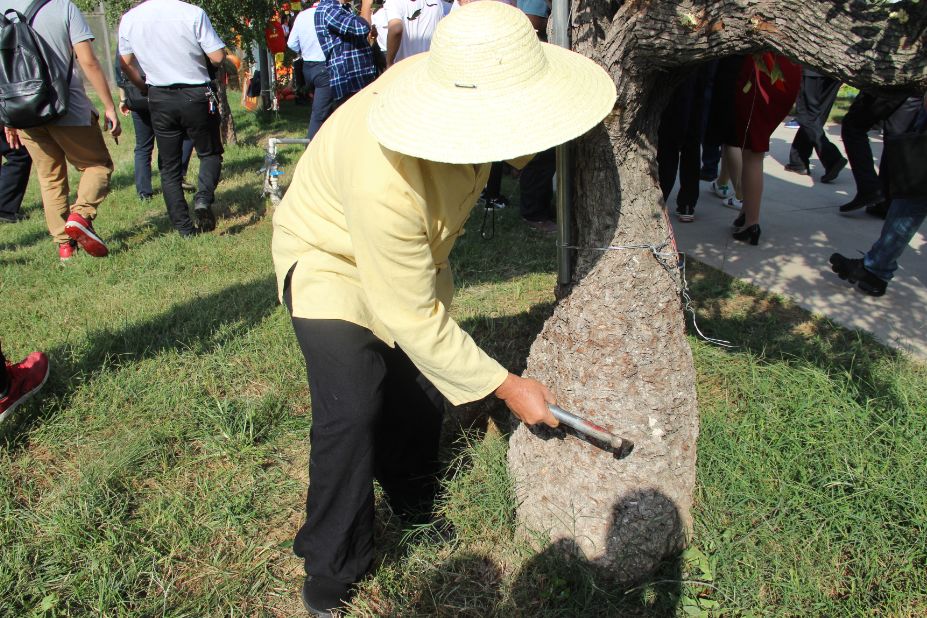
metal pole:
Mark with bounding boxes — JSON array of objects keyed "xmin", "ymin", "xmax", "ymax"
[
  {"xmin": 98, "ymin": 2, "xmax": 116, "ymax": 87},
  {"xmin": 259, "ymin": 45, "xmax": 272, "ymax": 111},
  {"xmin": 551, "ymin": 0, "xmax": 572, "ymax": 289}
]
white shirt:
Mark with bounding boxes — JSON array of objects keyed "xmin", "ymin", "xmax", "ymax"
[
  {"xmin": 287, "ymin": 7, "xmax": 325, "ymax": 62},
  {"xmin": 371, "ymin": 7, "xmax": 388, "ymax": 53},
  {"xmin": 384, "ymin": 0, "xmax": 449, "ymax": 63},
  {"xmin": 118, "ymin": 0, "xmax": 225, "ymax": 86}
]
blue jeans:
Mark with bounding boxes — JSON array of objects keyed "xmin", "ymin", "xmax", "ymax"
[
  {"xmin": 131, "ymin": 110, "xmax": 194, "ymax": 198},
  {"xmin": 864, "ymin": 196, "xmax": 927, "ymax": 281},
  {"xmin": 303, "ymin": 61, "xmax": 334, "ymax": 141}
]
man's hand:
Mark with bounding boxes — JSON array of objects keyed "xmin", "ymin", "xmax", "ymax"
[
  {"xmin": 5, "ymin": 127, "xmax": 21, "ymax": 149},
  {"xmin": 495, "ymin": 373, "xmax": 559, "ymax": 427},
  {"xmin": 103, "ymin": 107, "xmax": 122, "ymax": 141},
  {"xmin": 119, "ymin": 101, "xmax": 130, "ymax": 116}
]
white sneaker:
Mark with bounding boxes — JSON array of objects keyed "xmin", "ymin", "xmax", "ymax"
[
  {"xmin": 720, "ymin": 196, "xmax": 743, "ymax": 209},
  {"xmin": 712, "ymin": 181, "xmax": 734, "ymax": 199}
]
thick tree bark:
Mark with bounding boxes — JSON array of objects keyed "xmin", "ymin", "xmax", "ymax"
[
  {"xmin": 508, "ymin": 0, "xmax": 926, "ymax": 585},
  {"xmin": 216, "ymin": 64, "xmax": 238, "ymax": 146}
]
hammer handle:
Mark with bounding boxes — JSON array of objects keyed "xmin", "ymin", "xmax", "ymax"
[{"xmin": 548, "ymin": 404, "xmax": 630, "ymax": 451}]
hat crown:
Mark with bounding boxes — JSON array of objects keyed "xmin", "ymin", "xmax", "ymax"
[{"xmin": 426, "ymin": 2, "xmax": 548, "ymax": 92}]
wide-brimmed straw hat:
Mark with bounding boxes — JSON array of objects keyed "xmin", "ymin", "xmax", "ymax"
[{"xmin": 367, "ymin": 1, "xmax": 616, "ymax": 164}]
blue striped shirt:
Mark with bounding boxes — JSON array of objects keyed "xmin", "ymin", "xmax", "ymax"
[{"xmin": 314, "ymin": 0, "xmax": 377, "ymax": 101}]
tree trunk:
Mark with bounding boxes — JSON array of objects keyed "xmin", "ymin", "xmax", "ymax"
[
  {"xmin": 508, "ymin": 0, "xmax": 927, "ymax": 585},
  {"xmin": 216, "ymin": 64, "xmax": 238, "ymax": 146}
]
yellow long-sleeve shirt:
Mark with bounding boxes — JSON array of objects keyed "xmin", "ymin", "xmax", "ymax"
[{"xmin": 271, "ymin": 65, "xmax": 509, "ymax": 406}]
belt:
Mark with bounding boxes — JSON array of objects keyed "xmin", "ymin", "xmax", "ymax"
[{"xmin": 150, "ymin": 83, "xmax": 210, "ymax": 90}]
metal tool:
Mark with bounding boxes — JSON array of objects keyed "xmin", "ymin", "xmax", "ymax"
[{"xmin": 548, "ymin": 403, "xmax": 634, "ymax": 457}]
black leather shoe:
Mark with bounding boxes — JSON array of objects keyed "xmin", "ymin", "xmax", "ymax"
[
  {"xmin": 0, "ymin": 212, "xmax": 27, "ymax": 223},
  {"xmin": 732, "ymin": 223, "xmax": 761, "ymax": 245},
  {"xmin": 732, "ymin": 212, "xmax": 745, "ymax": 229},
  {"xmin": 301, "ymin": 576, "xmax": 352, "ymax": 617},
  {"xmin": 784, "ymin": 163, "xmax": 809, "ymax": 175},
  {"xmin": 839, "ymin": 192, "xmax": 883, "ymax": 213},
  {"xmin": 193, "ymin": 200, "xmax": 217, "ymax": 232},
  {"xmin": 829, "ymin": 253, "xmax": 887, "ymax": 296},
  {"xmin": 821, "ymin": 157, "xmax": 847, "ymax": 184}
]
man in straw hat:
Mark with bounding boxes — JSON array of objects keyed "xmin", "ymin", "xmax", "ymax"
[{"xmin": 271, "ymin": 2, "xmax": 615, "ymax": 614}]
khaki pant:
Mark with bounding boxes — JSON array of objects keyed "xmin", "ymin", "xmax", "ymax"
[{"xmin": 20, "ymin": 120, "xmax": 113, "ymax": 245}]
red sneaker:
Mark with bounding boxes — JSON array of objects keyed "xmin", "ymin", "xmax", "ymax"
[
  {"xmin": 59, "ymin": 240, "xmax": 77, "ymax": 262},
  {"xmin": 65, "ymin": 213, "xmax": 108, "ymax": 257},
  {"xmin": 0, "ymin": 351, "xmax": 50, "ymax": 423}
]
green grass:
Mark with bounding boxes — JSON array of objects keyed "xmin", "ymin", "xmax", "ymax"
[{"xmin": 1, "ymin": 95, "xmax": 925, "ymax": 617}]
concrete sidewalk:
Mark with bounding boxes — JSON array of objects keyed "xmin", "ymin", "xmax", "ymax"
[{"xmin": 670, "ymin": 123, "xmax": 927, "ymax": 360}]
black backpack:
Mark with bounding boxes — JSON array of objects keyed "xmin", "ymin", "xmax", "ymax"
[{"xmin": 0, "ymin": 0, "xmax": 72, "ymax": 128}]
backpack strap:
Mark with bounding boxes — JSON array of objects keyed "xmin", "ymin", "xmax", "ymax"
[{"xmin": 24, "ymin": 0, "xmax": 54, "ymax": 25}]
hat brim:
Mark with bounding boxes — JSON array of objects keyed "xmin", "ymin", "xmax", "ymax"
[{"xmin": 367, "ymin": 45, "xmax": 616, "ymax": 164}]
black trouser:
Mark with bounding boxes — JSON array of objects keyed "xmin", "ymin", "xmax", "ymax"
[
  {"xmin": 0, "ymin": 129, "xmax": 32, "ymax": 216},
  {"xmin": 485, "ymin": 161, "xmax": 503, "ymax": 198},
  {"xmin": 519, "ymin": 147, "xmax": 556, "ymax": 222},
  {"xmin": 842, "ymin": 91, "xmax": 922, "ymax": 199},
  {"xmin": 148, "ymin": 85, "xmax": 223, "ymax": 234},
  {"xmin": 788, "ymin": 74, "xmax": 843, "ymax": 170},
  {"xmin": 285, "ymin": 282, "xmax": 444, "ymax": 584},
  {"xmin": 657, "ymin": 72, "xmax": 705, "ymax": 207}
]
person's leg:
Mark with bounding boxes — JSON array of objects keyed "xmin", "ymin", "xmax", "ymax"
[
  {"xmin": 721, "ymin": 145, "xmax": 743, "ymax": 200},
  {"xmin": 290, "ymin": 319, "xmax": 384, "ymax": 590},
  {"xmin": 132, "ymin": 110, "xmax": 155, "ymax": 199},
  {"xmin": 375, "ymin": 345, "xmax": 445, "ymax": 520},
  {"xmin": 518, "ymin": 147, "xmax": 556, "ymax": 222},
  {"xmin": 49, "ymin": 123, "xmax": 114, "ymax": 220},
  {"xmin": 841, "ymin": 91, "xmax": 907, "ymax": 200},
  {"xmin": 739, "ymin": 148, "xmax": 764, "ymax": 227},
  {"xmin": 18, "ymin": 127, "xmax": 71, "ymax": 245},
  {"xmin": 677, "ymin": 134, "xmax": 701, "ymax": 210},
  {"xmin": 787, "ymin": 127, "xmax": 813, "ymax": 171},
  {"xmin": 0, "ymin": 130, "xmax": 32, "ymax": 217},
  {"xmin": 656, "ymin": 121, "xmax": 681, "ymax": 202},
  {"xmin": 485, "ymin": 161, "xmax": 503, "ymax": 199},
  {"xmin": 178, "ymin": 88, "xmax": 223, "ymax": 217},
  {"xmin": 149, "ymin": 88, "xmax": 196, "ymax": 234},
  {"xmin": 305, "ymin": 62, "xmax": 334, "ymax": 141},
  {"xmin": 181, "ymin": 138, "xmax": 194, "ymax": 180},
  {"xmin": 803, "ymin": 75, "xmax": 843, "ymax": 171},
  {"xmin": 863, "ymin": 196, "xmax": 927, "ymax": 282}
]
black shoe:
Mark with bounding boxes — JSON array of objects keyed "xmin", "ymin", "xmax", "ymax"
[
  {"xmin": 732, "ymin": 212, "xmax": 745, "ymax": 229},
  {"xmin": 675, "ymin": 203, "xmax": 695, "ymax": 222},
  {"xmin": 839, "ymin": 192, "xmax": 883, "ymax": 213},
  {"xmin": 865, "ymin": 200, "xmax": 890, "ymax": 220},
  {"xmin": 193, "ymin": 200, "xmax": 216, "ymax": 232},
  {"xmin": 138, "ymin": 193, "xmax": 153, "ymax": 202},
  {"xmin": 732, "ymin": 223, "xmax": 761, "ymax": 245},
  {"xmin": 179, "ymin": 227, "xmax": 202, "ymax": 238},
  {"xmin": 301, "ymin": 576, "xmax": 352, "ymax": 617},
  {"xmin": 699, "ymin": 167, "xmax": 717, "ymax": 182},
  {"xmin": 0, "ymin": 212, "xmax": 26, "ymax": 224},
  {"xmin": 784, "ymin": 163, "xmax": 810, "ymax": 175},
  {"xmin": 821, "ymin": 157, "xmax": 848, "ymax": 184},
  {"xmin": 828, "ymin": 253, "xmax": 887, "ymax": 296},
  {"xmin": 181, "ymin": 179, "xmax": 196, "ymax": 192}
]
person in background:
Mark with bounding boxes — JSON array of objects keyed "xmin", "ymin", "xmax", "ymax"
[
  {"xmin": 384, "ymin": 0, "xmax": 447, "ymax": 68},
  {"xmin": 288, "ymin": 2, "xmax": 334, "ymax": 140},
  {"xmin": 830, "ymin": 96, "xmax": 927, "ymax": 296},
  {"xmin": 114, "ymin": 57, "xmax": 195, "ymax": 202},
  {"xmin": 1, "ymin": 0, "xmax": 120, "ymax": 262},
  {"xmin": 838, "ymin": 90, "xmax": 923, "ymax": 217},
  {"xmin": 0, "ymin": 342, "xmax": 50, "ymax": 424},
  {"xmin": 728, "ymin": 52, "xmax": 801, "ymax": 245},
  {"xmin": 119, "ymin": 0, "xmax": 227, "ymax": 237},
  {"xmin": 314, "ymin": 0, "xmax": 377, "ymax": 106},
  {"xmin": 370, "ymin": 5, "xmax": 389, "ymax": 72},
  {"xmin": 0, "ymin": 126, "xmax": 32, "ymax": 224},
  {"xmin": 784, "ymin": 68, "xmax": 847, "ymax": 182},
  {"xmin": 272, "ymin": 4, "xmax": 614, "ymax": 614}
]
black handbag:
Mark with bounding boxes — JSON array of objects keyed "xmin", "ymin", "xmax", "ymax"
[{"xmin": 883, "ymin": 130, "xmax": 927, "ymax": 199}]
